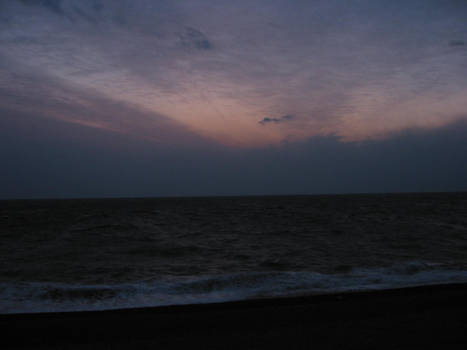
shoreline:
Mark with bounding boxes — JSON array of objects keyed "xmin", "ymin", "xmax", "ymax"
[{"xmin": 2, "ymin": 282, "xmax": 466, "ymax": 349}]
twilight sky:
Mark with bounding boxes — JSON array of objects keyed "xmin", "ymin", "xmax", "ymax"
[{"xmin": 1, "ymin": 0, "xmax": 467, "ymax": 198}]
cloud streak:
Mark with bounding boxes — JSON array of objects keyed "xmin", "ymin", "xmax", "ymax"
[
  {"xmin": 0, "ymin": 58, "xmax": 211, "ymax": 146},
  {"xmin": 18, "ymin": 0, "xmax": 64, "ymax": 14}
]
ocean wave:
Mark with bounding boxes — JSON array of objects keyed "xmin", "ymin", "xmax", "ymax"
[
  {"xmin": 41, "ymin": 286, "xmax": 118, "ymax": 301},
  {"xmin": 1, "ymin": 262, "xmax": 467, "ymax": 314}
]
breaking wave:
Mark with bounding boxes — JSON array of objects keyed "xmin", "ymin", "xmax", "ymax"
[{"xmin": 2, "ymin": 261, "xmax": 467, "ymax": 314}]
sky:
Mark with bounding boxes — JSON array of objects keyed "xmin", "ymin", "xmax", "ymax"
[{"xmin": 1, "ymin": 0, "xmax": 467, "ymax": 198}]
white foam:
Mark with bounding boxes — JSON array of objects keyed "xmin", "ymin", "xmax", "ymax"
[{"xmin": 2, "ymin": 262, "xmax": 467, "ymax": 314}]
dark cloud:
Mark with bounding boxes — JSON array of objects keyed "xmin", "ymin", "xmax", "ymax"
[
  {"xmin": 259, "ymin": 115, "xmax": 294, "ymax": 125},
  {"xmin": 449, "ymin": 40, "xmax": 465, "ymax": 46},
  {"xmin": 2, "ymin": 118, "xmax": 467, "ymax": 199},
  {"xmin": 179, "ymin": 27, "xmax": 212, "ymax": 50},
  {"xmin": 19, "ymin": 0, "xmax": 63, "ymax": 14},
  {"xmin": 259, "ymin": 117, "xmax": 280, "ymax": 124}
]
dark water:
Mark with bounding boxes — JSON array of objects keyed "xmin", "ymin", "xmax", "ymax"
[{"xmin": 1, "ymin": 193, "xmax": 467, "ymax": 313}]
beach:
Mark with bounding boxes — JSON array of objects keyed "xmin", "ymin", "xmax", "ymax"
[{"xmin": 2, "ymin": 283, "xmax": 466, "ymax": 349}]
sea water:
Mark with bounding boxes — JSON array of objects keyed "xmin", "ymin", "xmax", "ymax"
[{"xmin": 1, "ymin": 193, "xmax": 467, "ymax": 313}]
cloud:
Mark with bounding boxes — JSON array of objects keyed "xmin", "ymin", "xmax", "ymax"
[
  {"xmin": 0, "ymin": 59, "xmax": 212, "ymax": 146},
  {"xmin": 179, "ymin": 27, "xmax": 212, "ymax": 50},
  {"xmin": 259, "ymin": 115, "xmax": 294, "ymax": 125},
  {"xmin": 2, "ymin": 117, "xmax": 467, "ymax": 199},
  {"xmin": 17, "ymin": 0, "xmax": 104, "ymax": 23},
  {"xmin": 18, "ymin": 0, "xmax": 64, "ymax": 14},
  {"xmin": 2, "ymin": 0, "xmax": 467, "ymax": 146},
  {"xmin": 449, "ymin": 40, "xmax": 465, "ymax": 47}
]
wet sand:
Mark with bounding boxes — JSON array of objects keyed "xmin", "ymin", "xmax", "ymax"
[{"xmin": 1, "ymin": 283, "xmax": 466, "ymax": 349}]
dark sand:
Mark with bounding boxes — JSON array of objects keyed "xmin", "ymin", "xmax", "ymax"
[{"xmin": 1, "ymin": 283, "xmax": 466, "ymax": 349}]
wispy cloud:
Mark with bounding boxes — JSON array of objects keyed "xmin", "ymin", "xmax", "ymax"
[
  {"xmin": 0, "ymin": 59, "xmax": 211, "ymax": 146},
  {"xmin": 1, "ymin": 0, "xmax": 467, "ymax": 146},
  {"xmin": 18, "ymin": 0, "xmax": 64, "ymax": 14}
]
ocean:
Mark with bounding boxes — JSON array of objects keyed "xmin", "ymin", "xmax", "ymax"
[{"xmin": 1, "ymin": 193, "xmax": 467, "ymax": 314}]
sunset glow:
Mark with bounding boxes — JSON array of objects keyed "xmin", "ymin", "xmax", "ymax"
[
  {"xmin": 1, "ymin": 1, "xmax": 467, "ymax": 198},
  {"xmin": 1, "ymin": 0, "xmax": 466, "ymax": 147}
]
